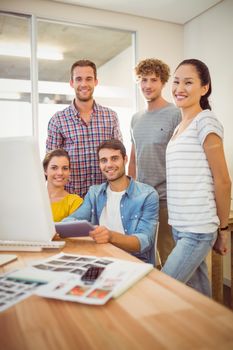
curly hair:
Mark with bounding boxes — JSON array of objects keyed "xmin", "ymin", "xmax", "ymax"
[{"xmin": 135, "ymin": 58, "xmax": 170, "ymax": 84}]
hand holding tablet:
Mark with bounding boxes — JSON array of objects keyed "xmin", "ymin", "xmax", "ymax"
[{"xmin": 55, "ymin": 220, "xmax": 94, "ymax": 238}]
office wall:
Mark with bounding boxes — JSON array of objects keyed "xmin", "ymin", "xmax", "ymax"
[
  {"xmin": 184, "ymin": 0, "xmax": 233, "ymax": 193},
  {"xmin": 0, "ymin": 0, "xmax": 183, "ymax": 110},
  {"xmin": 97, "ymin": 47, "xmax": 135, "ymax": 156},
  {"xmin": 184, "ymin": 0, "xmax": 233, "ymax": 284}
]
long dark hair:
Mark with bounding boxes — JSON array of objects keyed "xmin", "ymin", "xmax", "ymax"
[{"xmin": 176, "ymin": 59, "xmax": 212, "ymax": 110}]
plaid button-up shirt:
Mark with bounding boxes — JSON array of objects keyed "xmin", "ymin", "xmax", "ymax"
[{"xmin": 46, "ymin": 101, "xmax": 122, "ymax": 198}]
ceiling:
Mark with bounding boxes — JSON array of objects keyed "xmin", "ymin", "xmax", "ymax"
[
  {"xmin": 0, "ymin": 13, "xmax": 132, "ymax": 85},
  {"xmin": 52, "ymin": 0, "xmax": 222, "ymax": 25}
]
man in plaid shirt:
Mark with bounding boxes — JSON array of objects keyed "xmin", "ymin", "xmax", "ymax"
[{"xmin": 46, "ymin": 59, "xmax": 122, "ymax": 198}]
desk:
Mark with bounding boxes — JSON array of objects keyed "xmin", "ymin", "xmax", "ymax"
[
  {"xmin": 1, "ymin": 238, "xmax": 233, "ymax": 350},
  {"xmin": 229, "ymin": 210, "xmax": 233, "ymax": 308},
  {"xmin": 210, "ymin": 211, "xmax": 233, "ymax": 305}
]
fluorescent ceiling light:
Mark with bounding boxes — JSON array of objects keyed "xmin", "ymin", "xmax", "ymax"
[{"xmin": 0, "ymin": 43, "xmax": 63, "ymax": 60}]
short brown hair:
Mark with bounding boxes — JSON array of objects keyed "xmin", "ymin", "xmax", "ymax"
[
  {"xmin": 97, "ymin": 139, "xmax": 126, "ymax": 159},
  {"xmin": 70, "ymin": 59, "xmax": 97, "ymax": 80},
  {"xmin": 135, "ymin": 58, "xmax": 170, "ymax": 84},
  {"xmin": 43, "ymin": 149, "xmax": 70, "ymax": 179}
]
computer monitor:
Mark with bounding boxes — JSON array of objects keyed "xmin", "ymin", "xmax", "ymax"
[{"xmin": 0, "ymin": 136, "xmax": 55, "ymax": 242}]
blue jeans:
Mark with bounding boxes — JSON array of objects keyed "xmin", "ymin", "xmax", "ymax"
[{"xmin": 161, "ymin": 228, "xmax": 217, "ymax": 296}]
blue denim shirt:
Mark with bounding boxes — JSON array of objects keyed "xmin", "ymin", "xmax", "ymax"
[{"xmin": 64, "ymin": 177, "xmax": 159, "ymax": 265}]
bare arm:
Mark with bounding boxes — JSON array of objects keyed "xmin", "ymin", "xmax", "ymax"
[
  {"xmin": 128, "ymin": 144, "xmax": 136, "ymax": 179},
  {"xmin": 203, "ymin": 133, "xmax": 232, "ymax": 255},
  {"xmin": 89, "ymin": 226, "xmax": 140, "ymax": 252}
]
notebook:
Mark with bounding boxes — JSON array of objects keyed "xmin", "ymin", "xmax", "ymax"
[
  {"xmin": 0, "ymin": 254, "xmax": 17, "ymax": 266},
  {"xmin": 0, "ymin": 136, "xmax": 65, "ymax": 252}
]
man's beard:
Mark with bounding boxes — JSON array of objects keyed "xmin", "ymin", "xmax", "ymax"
[
  {"xmin": 76, "ymin": 91, "xmax": 93, "ymax": 102},
  {"xmin": 106, "ymin": 169, "xmax": 125, "ymax": 183}
]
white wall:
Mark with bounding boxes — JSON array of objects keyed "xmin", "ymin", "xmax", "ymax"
[
  {"xmin": 184, "ymin": 0, "xmax": 233, "ymax": 194},
  {"xmin": 97, "ymin": 47, "xmax": 135, "ymax": 156},
  {"xmin": 184, "ymin": 0, "xmax": 233, "ymax": 284}
]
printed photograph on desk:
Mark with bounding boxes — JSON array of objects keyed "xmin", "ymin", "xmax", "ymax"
[
  {"xmin": 86, "ymin": 288, "xmax": 112, "ymax": 300},
  {"xmin": 0, "ymin": 274, "xmax": 44, "ymax": 312},
  {"xmin": 31, "ymin": 253, "xmax": 114, "ymax": 276},
  {"xmin": 32, "ymin": 252, "xmax": 153, "ymax": 305},
  {"xmin": 68, "ymin": 285, "xmax": 89, "ymax": 296},
  {"xmin": 35, "ymin": 275, "xmax": 114, "ymax": 305},
  {"xmin": 94, "ymin": 259, "xmax": 113, "ymax": 266}
]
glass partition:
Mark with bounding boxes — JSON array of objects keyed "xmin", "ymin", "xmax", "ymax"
[
  {"xmin": 0, "ymin": 11, "xmax": 135, "ymax": 158},
  {"xmin": 37, "ymin": 19, "xmax": 135, "ymax": 158},
  {"xmin": 0, "ymin": 12, "xmax": 32, "ymax": 137}
]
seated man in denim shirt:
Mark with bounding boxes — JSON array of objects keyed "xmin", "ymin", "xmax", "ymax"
[{"xmin": 64, "ymin": 139, "xmax": 159, "ymax": 265}]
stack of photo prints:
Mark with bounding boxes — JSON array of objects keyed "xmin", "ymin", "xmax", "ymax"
[{"xmin": 0, "ymin": 253, "xmax": 153, "ymax": 311}]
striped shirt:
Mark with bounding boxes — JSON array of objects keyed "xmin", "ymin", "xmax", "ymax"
[
  {"xmin": 166, "ymin": 109, "xmax": 223, "ymax": 233},
  {"xmin": 46, "ymin": 100, "xmax": 122, "ymax": 198}
]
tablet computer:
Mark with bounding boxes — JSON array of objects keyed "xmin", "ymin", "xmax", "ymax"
[{"xmin": 55, "ymin": 220, "xmax": 94, "ymax": 238}]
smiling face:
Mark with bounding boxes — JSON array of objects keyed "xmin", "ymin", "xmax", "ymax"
[
  {"xmin": 70, "ymin": 65, "xmax": 98, "ymax": 102},
  {"xmin": 139, "ymin": 73, "xmax": 164, "ymax": 102},
  {"xmin": 45, "ymin": 156, "xmax": 70, "ymax": 188},
  {"xmin": 98, "ymin": 148, "xmax": 127, "ymax": 183},
  {"xmin": 172, "ymin": 64, "xmax": 209, "ymax": 110}
]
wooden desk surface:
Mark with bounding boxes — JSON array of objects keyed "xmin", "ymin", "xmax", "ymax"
[{"xmin": 1, "ymin": 238, "xmax": 233, "ymax": 350}]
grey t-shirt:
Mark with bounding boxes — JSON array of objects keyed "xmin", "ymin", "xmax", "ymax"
[{"xmin": 130, "ymin": 103, "xmax": 181, "ymax": 202}]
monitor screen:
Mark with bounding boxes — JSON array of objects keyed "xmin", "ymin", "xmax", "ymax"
[{"xmin": 0, "ymin": 136, "xmax": 55, "ymax": 242}]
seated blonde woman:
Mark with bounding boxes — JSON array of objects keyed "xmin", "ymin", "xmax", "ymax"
[{"xmin": 43, "ymin": 149, "xmax": 83, "ymax": 222}]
